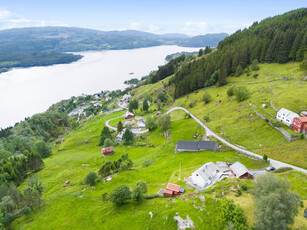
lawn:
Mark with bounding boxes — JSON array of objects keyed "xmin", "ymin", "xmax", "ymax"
[{"xmin": 13, "ymin": 111, "xmax": 269, "ymax": 230}]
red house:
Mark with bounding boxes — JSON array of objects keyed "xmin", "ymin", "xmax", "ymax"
[
  {"xmin": 164, "ymin": 183, "xmax": 185, "ymax": 197},
  {"xmin": 229, "ymin": 162, "xmax": 253, "ymax": 179},
  {"xmin": 101, "ymin": 146, "xmax": 114, "ymax": 155},
  {"xmin": 293, "ymin": 117, "xmax": 307, "ymax": 134}
]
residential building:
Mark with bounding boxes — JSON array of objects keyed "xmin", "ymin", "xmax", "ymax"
[
  {"xmin": 229, "ymin": 162, "xmax": 253, "ymax": 179},
  {"xmin": 175, "ymin": 140, "xmax": 218, "ymax": 153},
  {"xmin": 191, "ymin": 162, "xmax": 218, "ymax": 188},
  {"xmin": 293, "ymin": 117, "xmax": 307, "ymax": 134},
  {"xmin": 164, "ymin": 183, "xmax": 185, "ymax": 197},
  {"xmin": 101, "ymin": 146, "xmax": 114, "ymax": 155},
  {"xmin": 276, "ymin": 108, "xmax": 299, "ymax": 127}
]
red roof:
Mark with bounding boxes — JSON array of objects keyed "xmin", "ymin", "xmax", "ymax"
[
  {"xmin": 166, "ymin": 183, "xmax": 181, "ymax": 192},
  {"xmin": 297, "ymin": 117, "xmax": 307, "ymax": 122},
  {"xmin": 164, "ymin": 189, "xmax": 173, "ymax": 195}
]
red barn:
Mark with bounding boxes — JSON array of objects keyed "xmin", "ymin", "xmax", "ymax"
[
  {"xmin": 101, "ymin": 146, "xmax": 114, "ymax": 155},
  {"xmin": 229, "ymin": 162, "xmax": 253, "ymax": 179},
  {"xmin": 293, "ymin": 117, "xmax": 307, "ymax": 134},
  {"xmin": 164, "ymin": 183, "xmax": 185, "ymax": 197}
]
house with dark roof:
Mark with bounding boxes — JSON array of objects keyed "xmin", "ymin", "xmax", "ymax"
[
  {"xmin": 229, "ymin": 162, "xmax": 253, "ymax": 179},
  {"xmin": 164, "ymin": 183, "xmax": 185, "ymax": 197},
  {"xmin": 175, "ymin": 140, "xmax": 218, "ymax": 153}
]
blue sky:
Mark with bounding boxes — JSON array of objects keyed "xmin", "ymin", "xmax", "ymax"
[{"xmin": 0, "ymin": 0, "xmax": 305, "ymax": 35}]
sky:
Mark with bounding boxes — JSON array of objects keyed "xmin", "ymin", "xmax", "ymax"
[{"xmin": 0, "ymin": 1, "xmax": 306, "ymax": 35}]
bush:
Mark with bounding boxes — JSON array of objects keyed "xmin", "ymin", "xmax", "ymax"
[
  {"xmin": 251, "ymin": 59, "xmax": 260, "ymax": 71},
  {"xmin": 145, "ymin": 117, "xmax": 157, "ymax": 131},
  {"xmin": 110, "ymin": 185, "xmax": 131, "ymax": 204},
  {"xmin": 84, "ymin": 171, "xmax": 98, "ymax": 186},
  {"xmin": 143, "ymin": 160, "xmax": 152, "ymax": 167},
  {"xmin": 132, "ymin": 181, "xmax": 148, "ymax": 203},
  {"xmin": 253, "ymin": 74, "xmax": 259, "ymax": 79},
  {"xmin": 104, "ymin": 138, "xmax": 116, "ymax": 147},
  {"xmin": 234, "ymin": 86, "xmax": 250, "ymax": 102},
  {"xmin": 203, "ymin": 115, "xmax": 210, "ymax": 122},
  {"xmin": 299, "ymin": 133, "xmax": 304, "ymax": 140},
  {"xmin": 241, "ymin": 184, "xmax": 248, "ymax": 191},
  {"xmin": 202, "ymin": 92, "xmax": 212, "ymax": 104},
  {"xmin": 235, "ymin": 65, "xmax": 243, "ymax": 77},
  {"xmin": 22, "ymin": 206, "xmax": 31, "ymax": 215},
  {"xmin": 157, "ymin": 91, "xmax": 167, "ymax": 102},
  {"xmin": 273, "ymin": 167, "xmax": 293, "ymax": 174},
  {"xmin": 263, "ymin": 154, "xmax": 268, "ymax": 161},
  {"xmin": 227, "ymin": 87, "xmax": 234, "ymax": 97}
]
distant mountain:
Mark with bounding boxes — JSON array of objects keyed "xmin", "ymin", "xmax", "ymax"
[
  {"xmin": 0, "ymin": 27, "xmax": 228, "ymax": 52},
  {"xmin": 179, "ymin": 33, "xmax": 229, "ymax": 47}
]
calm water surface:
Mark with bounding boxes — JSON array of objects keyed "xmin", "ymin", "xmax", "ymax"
[{"xmin": 0, "ymin": 45, "xmax": 200, "ymax": 128}]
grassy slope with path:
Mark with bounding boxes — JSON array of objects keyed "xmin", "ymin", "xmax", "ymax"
[
  {"xmin": 13, "ymin": 109, "xmax": 270, "ymax": 229},
  {"xmin": 171, "ymin": 62, "xmax": 307, "ymax": 169}
]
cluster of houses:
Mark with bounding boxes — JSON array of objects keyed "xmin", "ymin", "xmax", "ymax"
[
  {"xmin": 188, "ymin": 161, "xmax": 253, "ymax": 190},
  {"xmin": 276, "ymin": 108, "xmax": 307, "ymax": 134},
  {"xmin": 119, "ymin": 93, "xmax": 131, "ymax": 108}
]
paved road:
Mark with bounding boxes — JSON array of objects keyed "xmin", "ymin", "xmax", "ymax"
[
  {"xmin": 105, "ymin": 114, "xmax": 149, "ymax": 134},
  {"xmin": 166, "ymin": 107, "xmax": 307, "ymax": 174}
]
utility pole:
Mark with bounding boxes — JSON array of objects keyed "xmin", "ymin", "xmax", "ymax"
[{"xmin": 178, "ymin": 162, "xmax": 181, "ymax": 181}]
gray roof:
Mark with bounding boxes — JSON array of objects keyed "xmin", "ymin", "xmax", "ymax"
[
  {"xmin": 177, "ymin": 141, "xmax": 199, "ymax": 151},
  {"xmin": 230, "ymin": 162, "xmax": 252, "ymax": 178},
  {"xmin": 177, "ymin": 140, "xmax": 218, "ymax": 152}
]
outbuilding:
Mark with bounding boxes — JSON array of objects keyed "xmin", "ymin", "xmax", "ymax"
[
  {"xmin": 292, "ymin": 117, "xmax": 307, "ymax": 134},
  {"xmin": 276, "ymin": 108, "xmax": 299, "ymax": 127},
  {"xmin": 175, "ymin": 140, "xmax": 218, "ymax": 153},
  {"xmin": 125, "ymin": 111, "xmax": 135, "ymax": 119},
  {"xmin": 164, "ymin": 183, "xmax": 185, "ymax": 197},
  {"xmin": 229, "ymin": 162, "xmax": 253, "ymax": 179},
  {"xmin": 101, "ymin": 146, "xmax": 114, "ymax": 155}
]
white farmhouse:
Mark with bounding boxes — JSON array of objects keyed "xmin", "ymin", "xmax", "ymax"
[
  {"xmin": 276, "ymin": 108, "xmax": 299, "ymax": 127},
  {"xmin": 191, "ymin": 162, "xmax": 218, "ymax": 188}
]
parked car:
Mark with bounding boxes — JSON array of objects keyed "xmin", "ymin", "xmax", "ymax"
[{"xmin": 265, "ymin": 166, "xmax": 276, "ymax": 172}]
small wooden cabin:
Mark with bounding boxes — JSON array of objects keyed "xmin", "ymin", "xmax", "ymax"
[{"xmin": 101, "ymin": 146, "xmax": 114, "ymax": 155}]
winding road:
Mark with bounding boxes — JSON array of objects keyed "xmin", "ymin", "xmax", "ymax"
[{"xmin": 166, "ymin": 107, "xmax": 307, "ymax": 174}]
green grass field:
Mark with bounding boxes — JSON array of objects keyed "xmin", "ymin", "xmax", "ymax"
[{"xmin": 12, "ymin": 62, "xmax": 307, "ymax": 229}]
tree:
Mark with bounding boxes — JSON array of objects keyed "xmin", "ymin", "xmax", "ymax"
[
  {"xmin": 122, "ymin": 129, "xmax": 133, "ymax": 145},
  {"xmin": 142, "ymin": 100, "xmax": 149, "ymax": 112},
  {"xmin": 202, "ymin": 92, "xmax": 212, "ymax": 104},
  {"xmin": 145, "ymin": 117, "xmax": 157, "ymax": 131},
  {"xmin": 235, "ymin": 65, "xmax": 243, "ymax": 77},
  {"xmin": 27, "ymin": 152, "xmax": 44, "ymax": 172},
  {"xmin": 251, "ymin": 59, "xmax": 260, "ymax": 71},
  {"xmin": 27, "ymin": 175, "xmax": 45, "ymax": 194},
  {"xmin": 110, "ymin": 185, "xmax": 131, "ymax": 205},
  {"xmin": 104, "ymin": 138, "xmax": 115, "ymax": 147},
  {"xmin": 157, "ymin": 91, "xmax": 167, "ymax": 103},
  {"xmin": 227, "ymin": 87, "xmax": 235, "ymax": 97},
  {"xmin": 32, "ymin": 140, "xmax": 52, "ymax": 158},
  {"xmin": 99, "ymin": 127, "xmax": 112, "ymax": 146},
  {"xmin": 84, "ymin": 171, "xmax": 98, "ymax": 186},
  {"xmin": 234, "ymin": 86, "xmax": 250, "ymax": 102},
  {"xmin": 198, "ymin": 49, "xmax": 203, "ymax": 57},
  {"xmin": 117, "ymin": 121, "xmax": 123, "ymax": 133},
  {"xmin": 252, "ymin": 174, "xmax": 301, "ymax": 230},
  {"xmin": 131, "ymin": 181, "xmax": 147, "ymax": 203},
  {"xmin": 128, "ymin": 100, "xmax": 138, "ymax": 112},
  {"xmin": 134, "ymin": 181, "xmax": 147, "ymax": 194},
  {"xmin": 219, "ymin": 199, "xmax": 249, "ymax": 230},
  {"xmin": 157, "ymin": 114, "xmax": 171, "ymax": 132}
]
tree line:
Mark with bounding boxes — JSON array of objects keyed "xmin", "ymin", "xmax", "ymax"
[{"xmin": 172, "ymin": 8, "xmax": 307, "ymax": 98}]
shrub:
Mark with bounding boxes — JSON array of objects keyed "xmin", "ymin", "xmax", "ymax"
[
  {"xmin": 227, "ymin": 87, "xmax": 234, "ymax": 97},
  {"xmin": 299, "ymin": 133, "xmax": 304, "ymax": 140},
  {"xmin": 22, "ymin": 206, "xmax": 31, "ymax": 215},
  {"xmin": 203, "ymin": 115, "xmax": 210, "ymax": 122},
  {"xmin": 241, "ymin": 184, "xmax": 248, "ymax": 191},
  {"xmin": 110, "ymin": 185, "xmax": 131, "ymax": 204},
  {"xmin": 202, "ymin": 92, "xmax": 212, "ymax": 104},
  {"xmin": 132, "ymin": 181, "xmax": 148, "ymax": 203},
  {"xmin": 234, "ymin": 86, "xmax": 250, "ymax": 102},
  {"xmin": 263, "ymin": 154, "xmax": 268, "ymax": 161},
  {"xmin": 145, "ymin": 117, "xmax": 157, "ymax": 131},
  {"xmin": 157, "ymin": 91, "xmax": 167, "ymax": 102},
  {"xmin": 253, "ymin": 74, "xmax": 259, "ymax": 79},
  {"xmin": 84, "ymin": 171, "xmax": 98, "ymax": 186},
  {"xmin": 273, "ymin": 167, "xmax": 293, "ymax": 174},
  {"xmin": 235, "ymin": 65, "xmax": 243, "ymax": 77},
  {"xmin": 143, "ymin": 160, "xmax": 152, "ymax": 167},
  {"xmin": 251, "ymin": 59, "xmax": 260, "ymax": 71},
  {"xmin": 300, "ymin": 200, "xmax": 304, "ymax": 207},
  {"xmin": 104, "ymin": 138, "xmax": 116, "ymax": 147}
]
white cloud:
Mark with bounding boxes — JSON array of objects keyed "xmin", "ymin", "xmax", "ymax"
[
  {"xmin": 0, "ymin": 8, "xmax": 68, "ymax": 30},
  {"xmin": 182, "ymin": 21, "xmax": 208, "ymax": 35},
  {"xmin": 148, "ymin": 24, "xmax": 160, "ymax": 32},
  {"xmin": 129, "ymin": 22, "xmax": 141, "ymax": 30}
]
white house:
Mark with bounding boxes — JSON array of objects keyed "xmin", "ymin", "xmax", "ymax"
[
  {"xmin": 191, "ymin": 162, "xmax": 218, "ymax": 188},
  {"xmin": 123, "ymin": 94, "xmax": 131, "ymax": 100},
  {"xmin": 137, "ymin": 118, "xmax": 146, "ymax": 128},
  {"xmin": 276, "ymin": 108, "xmax": 299, "ymax": 127},
  {"xmin": 68, "ymin": 108, "xmax": 85, "ymax": 117},
  {"xmin": 116, "ymin": 129, "xmax": 126, "ymax": 141}
]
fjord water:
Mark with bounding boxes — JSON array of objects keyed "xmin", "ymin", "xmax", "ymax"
[{"xmin": 0, "ymin": 45, "xmax": 200, "ymax": 128}]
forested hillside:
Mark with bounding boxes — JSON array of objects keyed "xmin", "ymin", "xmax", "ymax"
[{"xmin": 173, "ymin": 8, "xmax": 307, "ymax": 98}]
